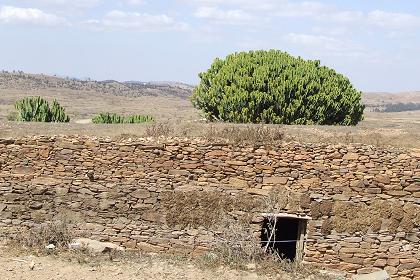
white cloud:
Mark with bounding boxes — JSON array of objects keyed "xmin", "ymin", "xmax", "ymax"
[
  {"xmin": 185, "ymin": 0, "xmax": 420, "ymax": 29},
  {"xmin": 83, "ymin": 10, "xmax": 188, "ymax": 32},
  {"xmin": 367, "ymin": 10, "xmax": 420, "ymax": 28},
  {"xmin": 120, "ymin": 0, "xmax": 145, "ymax": 5},
  {"xmin": 14, "ymin": 0, "xmax": 101, "ymax": 11},
  {"xmin": 0, "ymin": 5, "xmax": 67, "ymax": 26},
  {"xmin": 194, "ymin": 6, "xmax": 260, "ymax": 25},
  {"xmin": 284, "ymin": 33, "xmax": 366, "ymax": 57}
]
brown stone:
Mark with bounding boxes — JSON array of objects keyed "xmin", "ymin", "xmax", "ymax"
[
  {"xmin": 373, "ymin": 259, "xmax": 387, "ymax": 267},
  {"xmin": 131, "ymin": 189, "xmax": 150, "ymax": 199},
  {"xmin": 405, "ymin": 184, "xmax": 420, "ymax": 192},
  {"xmin": 31, "ymin": 177, "xmax": 62, "ymax": 186},
  {"xmin": 246, "ymin": 188, "xmax": 269, "ymax": 196},
  {"xmin": 263, "ymin": 176, "xmax": 288, "ymax": 185},
  {"xmin": 137, "ymin": 242, "xmax": 165, "ymax": 252},
  {"xmin": 343, "ymin": 153, "xmax": 359, "ymax": 160},
  {"xmin": 226, "ymin": 160, "xmax": 247, "ymax": 166},
  {"xmin": 374, "ymin": 174, "xmax": 391, "ymax": 184},
  {"xmin": 206, "ymin": 150, "xmax": 227, "ymax": 157},
  {"xmin": 142, "ymin": 212, "xmax": 164, "ymax": 223},
  {"xmin": 229, "ymin": 177, "xmax": 248, "ymax": 188}
]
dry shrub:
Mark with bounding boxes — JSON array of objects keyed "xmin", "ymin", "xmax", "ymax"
[
  {"xmin": 17, "ymin": 220, "xmax": 73, "ymax": 250},
  {"xmin": 212, "ymin": 216, "xmax": 264, "ymax": 266},
  {"xmin": 265, "ymin": 187, "xmax": 291, "ymax": 211},
  {"xmin": 200, "ymin": 216, "xmax": 336, "ymax": 280},
  {"xmin": 400, "ymin": 216, "xmax": 414, "ymax": 232},
  {"xmin": 321, "ymin": 218, "xmax": 333, "ymax": 235},
  {"xmin": 370, "ymin": 200, "xmax": 391, "ymax": 219},
  {"xmin": 390, "ymin": 202, "xmax": 404, "ymax": 220},
  {"xmin": 370, "ymin": 215, "xmax": 382, "ymax": 233},
  {"xmin": 332, "ymin": 200, "xmax": 419, "ymax": 234},
  {"xmin": 319, "ymin": 200, "xmax": 333, "ymax": 216},
  {"xmin": 388, "ymin": 218, "xmax": 400, "ymax": 234},
  {"xmin": 144, "ymin": 122, "xmax": 173, "ymax": 137},
  {"xmin": 310, "ymin": 201, "xmax": 322, "ymax": 219},
  {"xmin": 162, "ymin": 191, "xmax": 261, "ymax": 229},
  {"xmin": 333, "ymin": 202, "xmax": 371, "ymax": 234},
  {"xmin": 204, "ymin": 124, "xmax": 284, "ymax": 145},
  {"xmin": 114, "ymin": 133, "xmax": 140, "ymax": 141},
  {"xmin": 334, "ymin": 218, "xmax": 347, "ymax": 233},
  {"xmin": 399, "ymin": 203, "xmax": 417, "ymax": 232},
  {"xmin": 300, "ymin": 193, "xmax": 311, "ymax": 209},
  {"xmin": 288, "ymin": 192, "xmax": 301, "ymax": 212},
  {"xmin": 414, "ymin": 206, "xmax": 420, "ymax": 226}
]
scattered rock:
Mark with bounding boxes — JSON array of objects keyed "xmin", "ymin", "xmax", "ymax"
[
  {"xmin": 70, "ymin": 238, "xmax": 124, "ymax": 254},
  {"xmin": 352, "ymin": 270, "xmax": 390, "ymax": 280},
  {"xmin": 29, "ymin": 260, "xmax": 35, "ymax": 270},
  {"xmin": 45, "ymin": 244, "xmax": 56, "ymax": 250}
]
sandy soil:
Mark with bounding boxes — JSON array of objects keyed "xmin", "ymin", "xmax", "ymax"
[
  {"xmin": 0, "ymin": 241, "xmax": 344, "ymax": 280},
  {"xmin": 0, "ymin": 250, "xmax": 269, "ymax": 280}
]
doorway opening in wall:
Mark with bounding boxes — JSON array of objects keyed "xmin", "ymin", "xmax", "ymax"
[{"xmin": 260, "ymin": 214, "xmax": 309, "ymax": 262}]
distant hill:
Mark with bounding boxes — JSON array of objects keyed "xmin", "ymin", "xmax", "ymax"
[
  {"xmin": 363, "ymin": 91, "xmax": 420, "ymax": 111},
  {"xmin": 0, "ymin": 71, "xmax": 194, "ymax": 99},
  {"xmin": 1, "ymin": 71, "xmax": 419, "ymax": 112}
]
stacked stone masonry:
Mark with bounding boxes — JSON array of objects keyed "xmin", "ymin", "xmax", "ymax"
[{"xmin": 0, "ymin": 136, "xmax": 419, "ymax": 279}]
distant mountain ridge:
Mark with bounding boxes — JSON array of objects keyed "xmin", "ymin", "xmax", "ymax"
[
  {"xmin": 0, "ymin": 71, "xmax": 194, "ymax": 99},
  {"xmin": 1, "ymin": 71, "xmax": 419, "ymax": 109}
]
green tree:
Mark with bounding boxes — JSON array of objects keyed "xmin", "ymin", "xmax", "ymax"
[{"xmin": 191, "ymin": 50, "xmax": 364, "ymax": 125}]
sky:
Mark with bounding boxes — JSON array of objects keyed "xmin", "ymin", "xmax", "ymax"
[{"xmin": 0, "ymin": 0, "xmax": 419, "ymax": 92}]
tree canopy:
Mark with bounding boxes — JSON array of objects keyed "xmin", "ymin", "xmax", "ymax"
[{"xmin": 191, "ymin": 50, "xmax": 364, "ymax": 125}]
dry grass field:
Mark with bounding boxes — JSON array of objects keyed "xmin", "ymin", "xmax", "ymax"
[{"xmin": 0, "ymin": 72, "xmax": 419, "ymax": 148}]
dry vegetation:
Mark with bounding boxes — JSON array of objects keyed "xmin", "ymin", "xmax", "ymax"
[
  {"xmin": 1, "ymin": 208, "xmax": 341, "ymax": 280},
  {"xmin": 1, "ymin": 72, "xmax": 420, "ymax": 148}
]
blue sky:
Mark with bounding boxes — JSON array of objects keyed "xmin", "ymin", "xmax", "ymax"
[{"xmin": 0, "ymin": 0, "xmax": 419, "ymax": 92}]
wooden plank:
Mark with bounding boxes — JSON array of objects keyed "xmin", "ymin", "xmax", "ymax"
[{"xmin": 261, "ymin": 213, "xmax": 312, "ymax": 220}]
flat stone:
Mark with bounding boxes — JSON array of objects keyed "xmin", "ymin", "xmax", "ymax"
[
  {"xmin": 263, "ymin": 176, "xmax": 288, "ymax": 185},
  {"xmin": 229, "ymin": 177, "xmax": 248, "ymax": 188},
  {"xmin": 131, "ymin": 189, "xmax": 150, "ymax": 199},
  {"xmin": 246, "ymin": 188, "xmax": 269, "ymax": 196},
  {"xmin": 206, "ymin": 150, "xmax": 227, "ymax": 157},
  {"xmin": 31, "ymin": 177, "xmax": 62, "ymax": 186},
  {"xmin": 343, "ymin": 153, "xmax": 359, "ymax": 160},
  {"xmin": 71, "ymin": 238, "xmax": 124, "ymax": 253},
  {"xmin": 374, "ymin": 175, "xmax": 390, "ymax": 184},
  {"xmin": 352, "ymin": 270, "xmax": 390, "ymax": 280},
  {"xmin": 137, "ymin": 242, "xmax": 165, "ymax": 253},
  {"xmin": 226, "ymin": 160, "xmax": 247, "ymax": 166},
  {"xmin": 405, "ymin": 184, "xmax": 420, "ymax": 192}
]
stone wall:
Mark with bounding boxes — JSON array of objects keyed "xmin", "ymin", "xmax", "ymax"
[{"xmin": 0, "ymin": 136, "xmax": 419, "ymax": 279}]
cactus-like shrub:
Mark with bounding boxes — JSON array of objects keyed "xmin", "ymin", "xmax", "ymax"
[
  {"xmin": 92, "ymin": 113, "xmax": 154, "ymax": 124},
  {"xmin": 191, "ymin": 50, "xmax": 365, "ymax": 125},
  {"xmin": 14, "ymin": 97, "xmax": 70, "ymax": 123}
]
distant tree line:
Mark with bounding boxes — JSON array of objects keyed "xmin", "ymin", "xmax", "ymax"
[{"xmin": 373, "ymin": 102, "xmax": 420, "ymax": 113}]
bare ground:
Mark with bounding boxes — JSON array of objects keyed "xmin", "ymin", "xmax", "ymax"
[{"xmin": 0, "ymin": 243, "xmax": 341, "ymax": 280}]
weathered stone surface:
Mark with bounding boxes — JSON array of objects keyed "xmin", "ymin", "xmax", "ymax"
[
  {"xmin": 374, "ymin": 175, "xmax": 391, "ymax": 184},
  {"xmin": 263, "ymin": 176, "xmax": 288, "ymax": 185},
  {"xmin": 246, "ymin": 188, "xmax": 269, "ymax": 196},
  {"xmin": 229, "ymin": 178, "xmax": 248, "ymax": 188},
  {"xmin": 131, "ymin": 189, "xmax": 150, "ymax": 199},
  {"xmin": 352, "ymin": 270, "xmax": 390, "ymax": 280},
  {"xmin": 343, "ymin": 153, "xmax": 359, "ymax": 160},
  {"xmin": 0, "ymin": 136, "xmax": 418, "ymax": 279},
  {"xmin": 31, "ymin": 177, "xmax": 62, "ymax": 186},
  {"xmin": 71, "ymin": 238, "xmax": 124, "ymax": 253}
]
